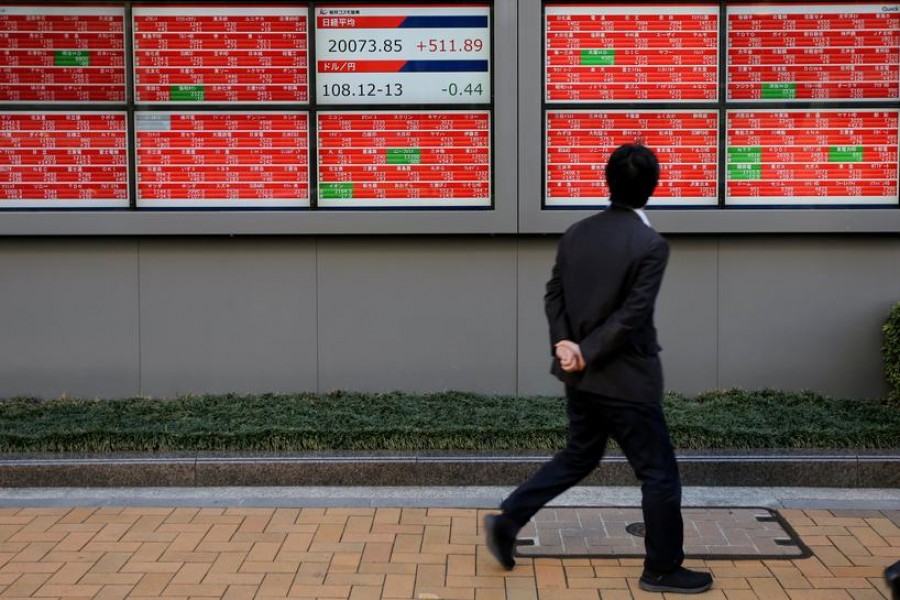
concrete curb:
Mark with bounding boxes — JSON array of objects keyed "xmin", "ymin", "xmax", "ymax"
[{"xmin": 0, "ymin": 450, "xmax": 897, "ymax": 488}]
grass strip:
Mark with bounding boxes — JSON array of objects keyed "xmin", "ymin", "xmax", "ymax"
[{"xmin": 0, "ymin": 389, "xmax": 897, "ymax": 453}]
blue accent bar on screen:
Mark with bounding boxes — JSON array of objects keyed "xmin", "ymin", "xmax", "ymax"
[
  {"xmin": 399, "ymin": 16, "xmax": 488, "ymax": 28},
  {"xmin": 399, "ymin": 60, "xmax": 489, "ymax": 72}
]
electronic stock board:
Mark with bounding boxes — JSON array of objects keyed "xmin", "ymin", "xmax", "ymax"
[
  {"xmin": 135, "ymin": 112, "xmax": 309, "ymax": 207},
  {"xmin": 2, "ymin": 2, "xmax": 898, "ymax": 215},
  {"xmin": 545, "ymin": 4, "xmax": 721, "ymax": 207},
  {"xmin": 132, "ymin": 6, "xmax": 310, "ymax": 207},
  {"xmin": 545, "ymin": 4, "xmax": 720, "ymax": 103},
  {"xmin": 133, "ymin": 6, "xmax": 308, "ymax": 104},
  {"xmin": 727, "ymin": 4, "xmax": 899, "ymax": 206},
  {"xmin": 0, "ymin": 6, "xmax": 128, "ymax": 207},
  {"xmin": 727, "ymin": 3, "xmax": 899, "ymax": 102},
  {"xmin": 0, "ymin": 3, "xmax": 492, "ymax": 210},
  {"xmin": 317, "ymin": 111, "xmax": 491, "ymax": 207},
  {"xmin": 546, "ymin": 110, "xmax": 719, "ymax": 206},
  {"xmin": 0, "ymin": 112, "xmax": 128, "ymax": 207},
  {"xmin": 314, "ymin": 4, "xmax": 492, "ymax": 208},
  {"xmin": 544, "ymin": 2, "xmax": 900, "ymax": 209},
  {"xmin": 0, "ymin": 5, "xmax": 126, "ymax": 104},
  {"xmin": 726, "ymin": 109, "xmax": 898, "ymax": 205},
  {"xmin": 129, "ymin": 3, "xmax": 492, "ymax": 209},
  {"xmin": 315, "ymin": 4, "xmax": 491, "ymax": 105}
]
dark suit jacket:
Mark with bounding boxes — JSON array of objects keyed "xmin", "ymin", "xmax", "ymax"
[{"xmin": 545, "ymin": 205, "xmax": 669, "ymax": 403}]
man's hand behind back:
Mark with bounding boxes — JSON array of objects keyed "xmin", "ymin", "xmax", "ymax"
[{"xmin": 555, "ymin": 340, "xmax": 586, "ymax": 372}]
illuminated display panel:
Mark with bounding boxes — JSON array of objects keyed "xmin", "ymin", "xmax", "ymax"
[
  {"xmin": 727, "ymin": 4, "xmax": 900, "ymax": 102},
  {"xmin": 726, "ymin": 109, "xmax": 899, "ymax": 205},
  {"xmin": 135, "ymin": 112, "xmax": 309, "ymax": 207},
  {"xmin": 133, "ymin": 6, "xmax": 308, "ymax": 104},
  {"xmin": 546, "ymin": 110, "xmax": 718, "ymax": 207},
  {"xmin": 0, "ymin": 5, "xmax": 126, "ymax": 103},
  {"xmin": 544, "ymin": 4, "xmax": 719, "ymax": 103},
  {"xmin": 317, "ymin": 111, "xmax": 491, "ymax": 207},
  {"xmin": 0, "ymin": 112, "xmax": 128, "ymax": 208},
  {"xmin": 315, "ymin": 4, "xmax": 490, "ymax": 105}
]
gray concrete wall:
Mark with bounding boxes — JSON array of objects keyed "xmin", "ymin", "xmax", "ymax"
[{"xmin": 0, "ymin": 235, "xmax": 897, "ymax": 400}]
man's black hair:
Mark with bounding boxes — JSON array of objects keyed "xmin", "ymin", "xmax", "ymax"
[{"xmin": 605, "ymin": 143, "xmax": 660, "ymax": 209}]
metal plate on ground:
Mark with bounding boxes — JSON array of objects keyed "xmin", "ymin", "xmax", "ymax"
[{"xmin": 515, "ymin": 507, "xmax": 810, "ymax": 560}]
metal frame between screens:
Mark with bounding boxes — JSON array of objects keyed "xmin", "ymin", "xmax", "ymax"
[{"xmin": 519, "ymin": 0, "xmax": 900, "ymax": 234}]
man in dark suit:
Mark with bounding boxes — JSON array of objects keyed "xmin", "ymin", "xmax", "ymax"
[{"xmin": 485, "ymin": 143, "xmax": 713, "ymax": 594}]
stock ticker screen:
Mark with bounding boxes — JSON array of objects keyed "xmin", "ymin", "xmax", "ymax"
[
  {"xmin": 135, "ymin": 111, "xmax": 310, "ymax": 208},
  {"xmin": 0, "ymin": 111, "xmax": 129, "ymax": 207},
  {"xmin": 132, "ymin": 6, "xmax": 309, "ymax": 104},
  {"xmin": 543, "ymin": 2, "xmax": 900, "ymax": 209},
  {"xmin": 313, "ymin": 5, "xmax": 492, "ymax": 208},
  {"xmin": 316, "ymin": 111, "xmax": 491, "ymax": 207},
  {"xmin": 0, "ymin": 5, "xmax": 127, "ymax": 103},
  {"xmin": 545, "ymin": 4, "xmax": 720, "ymax": 103},
  {"xmin": 314, "ymin": 4, "xmax": 491, "ymax": 105},
  {"xmin": 0, "ymin": 2, "xmax": 898, "ymax": 211},
  {"xmin": 130, "ymin": 7, "xmax": 313, "ymax": 207},
  {"xmin": 0, "ymin": 2, "xmax": 492, "ymax": 209},
  {"xmin": 546, "ymin": 110, "xmax": 719, "ymax": 207},
  {"xmin": 0, "ymin": 7, "xmax": 129, "ymax": 206}
]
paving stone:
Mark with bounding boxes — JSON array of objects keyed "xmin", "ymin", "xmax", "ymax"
[{"xmin": 0, "ymin": 505, "xmax": 891, "ymax": 599}]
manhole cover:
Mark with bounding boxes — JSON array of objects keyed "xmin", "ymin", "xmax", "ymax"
[{"xmin": 515, "ymin": 507, "xmax": 809, "ymax": 560}]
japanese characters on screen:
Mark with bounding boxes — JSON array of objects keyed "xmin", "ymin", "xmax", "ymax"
[
  {"xmin": 315, "ymin": 5, "xmax": 491, "ymax": 105},
  {"xmin": 313, "ymin": 5, "xmax": 492, "ymax": 208},
  {"xmin": 317, "ymin": 111, "xmax": 491, "ymax": 208},
  {"xmin": 543, "ymin": 2, "xmax": 900, "ymax": 208},
  {"xmin": 0, "ymin": 2, "xmax": 492, "ymax": 209},
  {"xmin": 1, "ymin": 2, "xmax": 898, "ymax": 209},
  {"xmin": 135, "ymin": 112, "xmax": 310, "ymax": 208}
]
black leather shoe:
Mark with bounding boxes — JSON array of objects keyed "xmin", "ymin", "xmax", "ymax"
[
  {"xmin": 639, "ymin": 567, "xmax": 713, "ymax": 593},
  {"xmin": 885, "ymin": 560, "xmax": 899, "ymax": 600},
  {"xmin": 484, "ymin": 514, "xmax": 516, "ymax": 570}
]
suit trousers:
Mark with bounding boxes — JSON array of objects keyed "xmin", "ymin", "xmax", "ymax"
[{"xmin": 500, "ymin": 386, "xmax": 685, "ymax": 573}]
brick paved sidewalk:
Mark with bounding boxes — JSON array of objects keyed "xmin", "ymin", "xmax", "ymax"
[{"xmin": 0, "ymin": 506, "xmax": 896, "ymax": 600}]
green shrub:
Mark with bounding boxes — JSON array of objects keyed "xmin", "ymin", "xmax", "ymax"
[
  {"xmin": 0, "ymin": 389, "xmax": 898, "ymax": 452},
  {"xmin": 884, "ymin": 301, "xmax": 900, "ymax": 405}
]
